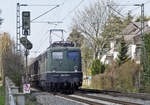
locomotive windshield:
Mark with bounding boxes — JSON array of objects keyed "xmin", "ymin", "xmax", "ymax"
[
  {"xmin": 52, "ymin": 52, "xmax": 63, "ymax": 59},
  {"xmin": 68, "ymin": 52, "xmax": 79, "ymax": 59}
]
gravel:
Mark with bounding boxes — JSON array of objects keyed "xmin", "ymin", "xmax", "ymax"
[
  {"xmin": 88, "ymin": 93, "xmax": 150, "ymax": 105},
  {"xmin": 33, "ymin": 92, "xmax": 87, "ymax": 105}
]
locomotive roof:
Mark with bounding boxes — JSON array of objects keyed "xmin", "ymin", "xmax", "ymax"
[
  {"xmin": 50, "ymin": 41, "xmax": 74, "ymax": 47},
  {"xmin": 48, "ymin": 46, "xmax": 81, "ymax": 51}
]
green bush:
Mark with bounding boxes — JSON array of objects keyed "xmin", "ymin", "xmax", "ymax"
[
  {"xmin": 91, "ymin": 59, "xmax": 105, "ymax": 76},
  {"xmin": 0, "ymin": 77, "xmax": 2, "ymax": 81}
]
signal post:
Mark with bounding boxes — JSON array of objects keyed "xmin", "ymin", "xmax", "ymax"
[{"xmin": 21, "ymin": 11, "xmax": 32, "ymax": 89}]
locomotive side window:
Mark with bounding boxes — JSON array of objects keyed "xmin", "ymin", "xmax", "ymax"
[
  {"xmin": 52, "ymin": 52, "xmax": 63, "ymax": 59},
  {"xmin": 68, "ymin": 52, "xmax": 79, "ymax": 59}
]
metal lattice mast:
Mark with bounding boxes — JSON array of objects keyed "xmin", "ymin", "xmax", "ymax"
[
  {"xmin": 139, "ymin": 3, "xmax": 144, "ymax": 88},
  {"xmin": 140, "ymin": 4, "xmax": 145, "ymax": 69},
  {"xmin": 141, "ymin": 3, "xmax": 146, "ymax": 81},
  {"xmin": 16, "ymin": 3, "xmax": 21, "ymax": 54},
  {"xmin": 141, "ymin": 3, "xmax": 144, "ymax": 38}
]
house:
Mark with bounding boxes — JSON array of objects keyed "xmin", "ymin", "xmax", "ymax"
[{"xmin": 101, "ymin": 21, "xmax": 150, "ymax": 64}]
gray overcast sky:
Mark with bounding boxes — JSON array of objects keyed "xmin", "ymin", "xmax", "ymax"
[{"xmin": 0, "ymin": 0, "xmax": 150, "ymax": 58}]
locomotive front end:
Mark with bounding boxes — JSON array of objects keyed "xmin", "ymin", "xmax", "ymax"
[
  {"xmin": 46, "ymin": 46, "xmax": 83, "ymax": 90},
  {"xmin": 30, "ymin": 41, "xmax": 83, "ymax": 92}
]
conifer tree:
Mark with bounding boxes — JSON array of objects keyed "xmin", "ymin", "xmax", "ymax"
[
  {"xmin": 117, "ymin": 38, "xmax": 129, "ymax": 66},
  {"xmin": 67, "ymin": 28, "xmax": 84, "ymax": 47},
  {"xmin": 91, "ymin": 59, "xmax": 105, "ymax": 76}
]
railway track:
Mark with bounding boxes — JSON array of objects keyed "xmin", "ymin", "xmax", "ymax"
[
  {"xmin": 31, "ymin": 88, "xmax": 149, "ymax": 105},
  {"xmin": 78, "ymin": 88, "xmax": 150, "ymax": 100},
  {"xmin": 57, "ymin": 92, "xmax": 142, "ymax": 105},
  {"xmin": 53, "ymin": 89, "xmax": 144, "ymax": 105}
]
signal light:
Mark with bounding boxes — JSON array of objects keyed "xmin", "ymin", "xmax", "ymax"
[
  {"xmin": 22, "ymin": 11, "xmax": 30, "ymax": 35},
  {"xmin": 20, "ymin": 37, "xmax": 32, "ymax": 50}
]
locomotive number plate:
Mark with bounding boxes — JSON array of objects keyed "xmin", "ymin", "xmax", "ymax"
[{"xmin": 60, "ymin": 74, "xmax": 70, "ymax": 77}]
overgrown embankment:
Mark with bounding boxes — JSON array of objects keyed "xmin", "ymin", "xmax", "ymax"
[{"xmin": 91, "ymin": 61, "xmax": 142, "ymax": 93}]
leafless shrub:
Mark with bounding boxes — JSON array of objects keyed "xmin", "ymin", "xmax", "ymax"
[{"xmin": 92, "ymin": 61, "xmax": 142, "ymax": 92}]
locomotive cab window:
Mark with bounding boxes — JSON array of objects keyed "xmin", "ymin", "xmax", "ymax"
[
  {"xmin": 68, "ymin": 52, "xmax": 79, "ymax": 59},
  {"xmin": 52, "ymin": 52, "xmax": 63, "ymax": 59}
]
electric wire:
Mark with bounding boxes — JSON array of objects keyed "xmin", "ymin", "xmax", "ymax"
[
  {"xmin": 30, "ymin": 1, "xmax": 68, "ymax": 57},
  {"xmin": 108, "ymin": 5, "xmax": 141, "ymax": 29},
  {"xmin": 35, "ymin": 30, "xmax": 49, "ymax": 56},
  {"xmin": 33, "ymin": 0, "xmax": 150, "ymax": 57},
  {"xmin": 61, "ymin": 0, "xmax": 85, "ymax": 21},
  {"xmin": 52, "ymin": 0, "xmax": 85, "ymax": 41},
  {"xmin": 31, "ymin": 5, "xmax": 60, "ymax": 22},
  {"xmin": 54, "ymin": 0, "xmax": 84, "ymax": 29},
  {"xmin": 144, "ymin": 0, "xmax": 150, "ymax": 4},
  {"xmin": 25, "ymin": 4, "xmax": 59, "ymax": 6}
]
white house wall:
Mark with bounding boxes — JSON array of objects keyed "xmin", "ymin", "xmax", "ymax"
[
  {"xmin": 100, "ymin": 44, "xmax": 137, "ymax": 64},
  {"xmin": 131, "ymin": 45, "xmax": 136, "ymax": 60}
]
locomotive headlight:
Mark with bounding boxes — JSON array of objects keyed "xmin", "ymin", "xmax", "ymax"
[
  {"xmin": 74, "ymin": 66, "xmax": 78, "ymax": 72},
  {"xmin": 52, "ymin": 69, "xmax": 56, "ymax": 73}
]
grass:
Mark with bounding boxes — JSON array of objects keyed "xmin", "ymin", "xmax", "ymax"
[
  {"xmin": 0, "ymin": 86, "xmax": 5, "ymax": 105},
  {"xmin": 25, "ymin": 94, "xmax": 41, "ymax": 105}
]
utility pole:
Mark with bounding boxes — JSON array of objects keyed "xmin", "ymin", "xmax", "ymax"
[
  {"xmin": 16, "ymin": 3, "xmax": 21, "ymax": 54},
  {"xmin": 141, "ymin": 3, "xmax": 144, "ymax": 37},
  {"xmin": 16, "ymin": 3, "xmax": 28, "ymax": 54},
  {"xmin": 134, "ymin": 3, "xmax": 144, "ymax": 89},
  {"xmin": 140, "ymin": 3, "xmax": 144, "ymax": 89}
]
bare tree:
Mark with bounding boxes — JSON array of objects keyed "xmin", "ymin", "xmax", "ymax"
[
  {"xmin": 73, "ymin": 0, "xmax": 116, "ymax": 59},
  {"xmin": 0, "ymin": 33, "xmax": 12, "ymax": 83},
  {"xmin": 0, "ymin": 33, "xmax": 24, "ymax": 86}
]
